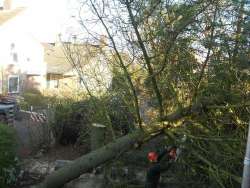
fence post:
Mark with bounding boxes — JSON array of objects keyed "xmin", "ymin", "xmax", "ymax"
[
  {"xmin": 46, "ymin": 104, "xmax": 55, "ymax": 147},
  {"xmin": 242, "ymin": 121, "xmax": 250, "ymax": 188}
]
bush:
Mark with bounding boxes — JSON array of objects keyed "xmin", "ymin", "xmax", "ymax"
[
  {"xmin": 107, "ymin": 96, "xmax": 135, "ymax": 136},
  {"xmin": 0, "ymin": 124, "xmax": 18, "ymax": 187},
  {"xmin": 51, "ymin": 100, "xmax": 93, "ymax": 145},
  {"xmin": 51, "ymin": 95, "xmax": 136, "ymax": 146},
  {"xmin": 20, "ymin": 91, "xmax": 50, "ymax": 110}
]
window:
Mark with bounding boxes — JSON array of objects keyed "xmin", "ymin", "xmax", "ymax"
[
  {"xmin": 47, "ymin": 80, "xmax": 59, "ymax": 89},
  {"xmin": 49, "ymin": 79, "xmax": 59, "ymax": 88},
  {"xmin": 8, "ymin": 75, "xmax": 19, "ymax": 93},
  {"xmin": 46, "ymin": 74, "xmax": 59, "ymax": 89},
  {"xmin": 12, "ymin": 52, "xmax": 18, "ymax": 62}
]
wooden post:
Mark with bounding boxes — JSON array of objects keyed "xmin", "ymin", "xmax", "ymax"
[{"xmin": 91, "ymin": 123, "xmax": 106, "ymax": 151}]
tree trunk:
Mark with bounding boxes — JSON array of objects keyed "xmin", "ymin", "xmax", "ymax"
[{"xmin": 36, "ymin": 130, "xmax": 144, "ymax": 188}]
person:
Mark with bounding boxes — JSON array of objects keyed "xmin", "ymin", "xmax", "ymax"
[{"xmin": 145, "ymin": 146, "xmax": 177, "ymax": 188}]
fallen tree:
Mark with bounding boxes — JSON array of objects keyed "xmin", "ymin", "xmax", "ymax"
[
  {"xmin": 37, "ymin": 96, "xmax": 249, "ymax": 188},
  {"xmin": 36, "ymin": 130, "xmax": 144, "ymax": 188},
  {"xmin": 36, "ymin": 102, "xmax": 200, "ymax": 188}
]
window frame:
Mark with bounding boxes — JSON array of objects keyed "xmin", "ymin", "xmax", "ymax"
[{"xmin": 8, "ymin": 75, "xmax": 19, "ymax": 94}]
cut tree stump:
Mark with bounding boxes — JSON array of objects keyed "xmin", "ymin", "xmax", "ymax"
[{"xmin": 90, "ymin": 123, "xmax": 106, "ymax": 151}]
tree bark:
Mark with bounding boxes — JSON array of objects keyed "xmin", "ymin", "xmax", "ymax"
[{"xmin": 36, "ymin": 130, "xmax": 145, "ymax": 188}]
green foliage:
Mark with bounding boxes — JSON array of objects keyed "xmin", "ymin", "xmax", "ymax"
[
  {"xmin": 163, "ymin": 61, "xmax": 249, "ymax": 187},
  {"xmin": 51, "ymin": 94, "xmax": 136, "ymax": 145},
  {"xmin": 38, "ymin": 0, "xmax": 249, "ymax": 187},
  {"xmin": 135, "ymin": 1, "xmax": 249, "ymax": 186},
  {"xmin": 0, "ymin": 124, "xmax": 18, "ymax": 187},
  {"xmin": 165, "ymin": 119, "xmax": 245, "ymax": 187},
  {"xmin": 51, "ymin": 99, "xmax": 92, "ymax": 145},
  {"xmin": 107, "ymin": 95, "xmax": 136, "ymax": 135},
  {"xmin": 19, "ymin": 91, "xmax": 51, "ymax": 110}
]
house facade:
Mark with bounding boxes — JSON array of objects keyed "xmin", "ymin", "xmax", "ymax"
[
  {"xmin": 0, "ymin": 0, "xmax": 112, "ymax": 98},
  {"xmin": 43, "ymin": 42, "xmax": 112, "ymax": 97},
  {"xmin": 0, "ymin": 2, "xmax": 46, "ymax": 96}
]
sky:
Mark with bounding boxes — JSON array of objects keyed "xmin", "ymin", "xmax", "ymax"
[
  {"xmin": 22, "ymin": 0, "xmax": 72, "ymax": 42},
  {"xmin": 17, "ymin": 0, "xmax": 106, "ymax": 42},
  {"xmin": 0, "ymin": 0, "xmax": 121, "ymax": 44},
  {"xmin": 0, "ymin": 0, "xmax": 83, "ymax": 42}
]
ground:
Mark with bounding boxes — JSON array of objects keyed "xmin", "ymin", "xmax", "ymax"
[
  {"xmin": 12, "ymin": 115, "xmax": 177, "ymax": 188},
  {"xmin": 13, "ymin": 116, "xmax": 88, "ymax": 188}
]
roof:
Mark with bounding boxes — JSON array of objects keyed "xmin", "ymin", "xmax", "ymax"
[
  {"xmin": 0, "ymin": 7, "xmax": 25, "ymax": 26},
  {"xmin": 43, "ymin": 43, "xmax": 73, "ymax": 75},
  {"xmin": 43, "ymin": 42, "xmax": 101, "ymax": 76}
]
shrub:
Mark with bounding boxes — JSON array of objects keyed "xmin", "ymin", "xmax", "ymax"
[
  {"xmin": 51, "ymin": 95, "xmax": 136, "ymax": 146},
  {"xmin": 0, "ymin": 124, "xmax": 18, "ymax": 187},
  {"xmin": 20, "ymin": 91, "xmax": 50, "ymax": 110},
  {"xmin": 51, "ymin": 100, "xmax": 93, "ymax": 145},
  {"xmin": 107, "ymin": 96, "xmax": 135, "ymax": 136}
]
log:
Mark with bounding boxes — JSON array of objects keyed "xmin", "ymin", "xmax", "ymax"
[
  {"xmin": 54, "ymin": 160, "xmax": 73, "ymax": 171},
  {"xmin": 36, "ymin": 130, "xmax": 144, "ymax": 188}
]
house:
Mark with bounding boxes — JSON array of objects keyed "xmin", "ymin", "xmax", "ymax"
[
  {"xmin": 0, "ymin": 1, "xmax": 46, "ymax": 95},
  {"xmin": 0, "ymin": 0, "xmax": 112, "ymax": 98},
  {"xmin": 43, "ymin": 41, "xmax": 112, "ymax": 97}
]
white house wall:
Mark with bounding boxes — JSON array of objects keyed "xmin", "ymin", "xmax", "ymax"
[
  {"xmin": 0, "ymin": 28, "xmax": 46, "ymax": 75},
  {"xmin": 0, "ymin": 7, "xmax": 47, "ymax": 93}
]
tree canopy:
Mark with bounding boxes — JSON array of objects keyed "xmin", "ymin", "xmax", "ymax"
[{"xmin": 40, "ymin": 0, "xmax": 250, "ymax": 187}]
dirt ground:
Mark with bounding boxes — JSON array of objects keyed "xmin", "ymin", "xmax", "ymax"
[
  {"xmin": 12, "ymin": 144, "xmax": 89, "ymax": 188},
  {"xmin": 12, "ymin": 115, "xmax": 89, "ymax": 188}
]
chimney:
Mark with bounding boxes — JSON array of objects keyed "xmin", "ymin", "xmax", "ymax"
[
  {"xmin": 99, "ymin": 35, "xmax": 108, "ymax": 48},
  {"xmin": 3, "ymin": 0, "xmax": 12, "ymax": 10}
]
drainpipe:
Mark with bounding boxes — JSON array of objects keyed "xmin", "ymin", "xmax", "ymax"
[{"xmin": 242, "ymin": 121, "xmax": 250, "ymax": 188}]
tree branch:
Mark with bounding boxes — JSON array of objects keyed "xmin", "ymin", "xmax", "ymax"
[
  {"xmin": 89, "ymin": 0, "xmax": 143, "ymax": 128},
  {"xmin": 125, "ymin": 0, "xmax": 164, "ymax": 119}
]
